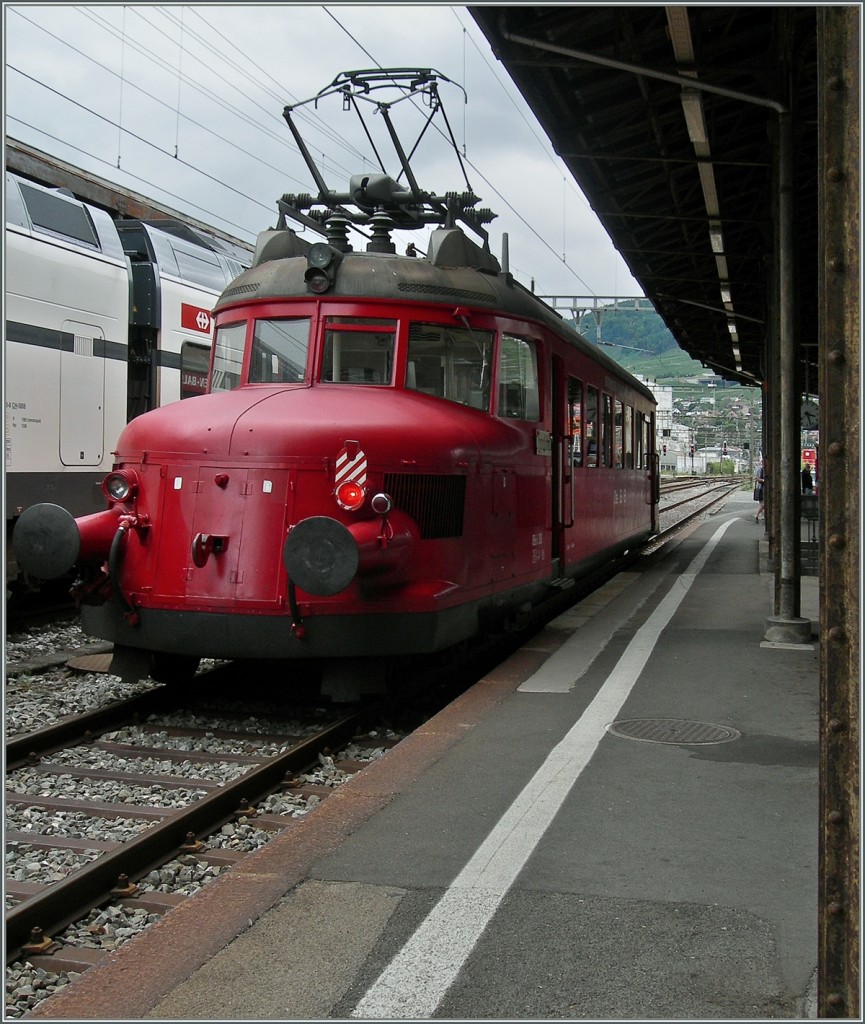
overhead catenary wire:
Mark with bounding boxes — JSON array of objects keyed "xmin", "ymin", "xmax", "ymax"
[
  {"xmin": 451, "ymin": 7, "xmax": 598, "ymax": 218},
  {"xmin": 77, "ymin": 6, "xmax": 368, "ymax": 178},
  {"xmin": 116, "ymin": 3, "xmax": 599, "ymax": 288},
  {"xmin": 7, "ymin": 71, "xmax": 279, "ymax": 222},
  {"xmin": 6, "ymin": 115, "xmax": 259, "ymax": 240},
  {"xmin": 9, "ymin": 7, "xmax": 368, "ymax": 197},
  {"xmin": 322, "ymin": 6, "xmax": 599, "ymax": 295},
  {"xmin": 143, "ymin": 5, "xmax": 373, "ymax": 168},
  {"xmin": 173, "ymin": 7, "xmax": 184, "ymax": 159},
  {"xmin": 7, "ymin": 5, "xmax": 622, "ymax": 297}
]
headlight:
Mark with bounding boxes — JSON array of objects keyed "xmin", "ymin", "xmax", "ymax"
[{"xmin": 102, "ymin": 469, "xmax": 139, "ymax": 503}]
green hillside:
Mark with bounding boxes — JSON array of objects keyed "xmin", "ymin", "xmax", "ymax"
[
  {"xmin": 603, "ymin": 346, "xmax": 707, "ymax": 382},
  {"xmin": 577, "ymin": 307, "xmax": 675, "ymax": 356},
  {"xmin": 565, "ymin": 308, "xmax": 708, "ymax": 383}
]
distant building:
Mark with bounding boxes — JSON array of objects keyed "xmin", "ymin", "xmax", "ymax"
[{"xmin": 634, "ymin": 376, "xmax": 673, "ymax": 455}]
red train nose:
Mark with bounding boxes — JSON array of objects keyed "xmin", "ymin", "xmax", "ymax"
[{"xmin": 13, "ymin": 504, "xmax": 121, "ymax": 579}]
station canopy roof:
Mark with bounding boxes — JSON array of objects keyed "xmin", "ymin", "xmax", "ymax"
[{"xmin": 469, "ymin": 6, "xmax": 819, "ymax": 388}]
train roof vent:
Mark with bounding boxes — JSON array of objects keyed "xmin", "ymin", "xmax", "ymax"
[{"xmin": 427, "ymin": 228, "xmax": 500, "ymax": 273}]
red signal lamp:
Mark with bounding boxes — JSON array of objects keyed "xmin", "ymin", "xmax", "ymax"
[{"xmin": 335, "ymin": 480, "xmax": 366, "ymax": 511}]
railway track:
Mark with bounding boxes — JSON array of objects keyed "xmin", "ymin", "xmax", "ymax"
[
  {"xmin": 5, "ymin": 676, "xmax": 399, "ymax": 973},
  {"xmin": 659, "ymin": 474, "xmax": 738, "ymax": 495},
  {"xmin": 658, "ymin": 479, "xmax": 740, "ymax": 519}
]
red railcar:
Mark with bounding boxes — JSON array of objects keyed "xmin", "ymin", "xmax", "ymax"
[
  {"xmin": 12, "ymin": 70, "xmax": 659, "ymax": 693},
  {"xmin": 13, "ymin": 222, "xmax": 658, "ymax": 685}
]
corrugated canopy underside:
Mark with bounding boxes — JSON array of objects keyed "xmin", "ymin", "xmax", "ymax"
[{"xmin": 469, "ymin": 6, "xmax": 819, "ymax": 388}]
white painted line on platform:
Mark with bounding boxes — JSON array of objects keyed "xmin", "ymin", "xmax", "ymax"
[
  {"xmin": 351, "ymin": 518, "xmax": 737, "ymax": 1020},
  {"xmin": 519, "ymin": 572, "xmax": 647, "ymax": 693}
]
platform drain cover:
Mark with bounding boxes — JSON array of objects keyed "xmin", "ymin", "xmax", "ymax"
[{"xmin": 607, "ymin": 718, "xmax": 740, "ymax": 745}]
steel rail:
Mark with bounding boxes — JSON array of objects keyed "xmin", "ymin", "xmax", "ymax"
[
  {"xmin": 659, "ymin": 481, "xmax": 738, "ymax": 517},
  {"xmin": 5, "ymin": 669, "xmax": 234, "ymax": 770},
  {"xmin": 5, "ymin": 709, "xmax": 363, "ymax": 960},
  {"xmin": 655, "ymin": 482, "xmax": 740, "ymax": 538}
]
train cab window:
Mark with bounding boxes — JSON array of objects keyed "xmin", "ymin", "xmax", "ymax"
[
  {"xmin": 569, "ymin": 377, "xmax": 583, "ymax": 466},
  {"xmin": 180, "ymin": 341, "xmax": 210, "ymax": 399},
  {"xmin": 624, "ymin": 405, "xmax": 634, "ymax": 468},
  {"xmin": 211, "ymin": 321, "xmax": 246, "ymax": 392},
  {"xmin": 585, "ymin": 385, "xmax": 599, "ymax": 468},
  {"xmin": 498, "ymin": 335, "xmax": 540, "ymax": 420},
  {"xmin": 602, "ymin": 394, "xmax": 613, "ymax": 467},
  {"xmin": 322, "ymin": 317, "xmax": 396, "ymax": 384},
  {"xmin": 406, "ymin": 322, "xmax": 493, "ymax": 410},
  {"xmin": 250, "ymin": 318, "xmax": 310, "ymax": 383},
  {"xmin": 614, "ymin": 400, "xmax": 624, "ymax": 468}
]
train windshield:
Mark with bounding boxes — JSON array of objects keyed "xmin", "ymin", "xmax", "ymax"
[
  {"xmin": 250, "ymin": 318, "xmax": 310, "ymax": 383},
  {"xmin": 406, "ymin": 323, "xmax": 493, "ymax": 411},
  {"xmin": 211, "ymin": 322, "xmax": 246, "ymax": 392},
  {"xmin": 321, "ymin": 317, "xmax": 396, "ymax": 385}
]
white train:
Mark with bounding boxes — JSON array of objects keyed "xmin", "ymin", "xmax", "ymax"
[{"xmin": 5, "ymin": 170, "xmax": 251, "ymax": 587}]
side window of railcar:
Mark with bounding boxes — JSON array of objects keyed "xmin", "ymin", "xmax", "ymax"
[
  {"xmin": 180, "ymin": 342, "xmax": 210, "ymax": 399},
  {"xmin": 18, "ymin": 182, "xmax": 100, "ymax": 249},
  {"xmin": 635, "ymin": 411, "xmax": 645, "ymax": 469},
  {"xmin": 322, "ymin": 317, "xmax": 396, "ymax": 384},
  {"xmin": 498, "ymin": 335, "xmax": 540, "ymax": 420},
  {"xmin": 569, "ymin": 378, "xmax": 583, "ymax": 466},
  {"xmin": 250, "ymin": 318, "xmax": 310, "ymax": 383},
  {"xmin": 624, "ymin": 405, "xmax": 634, "ymax": 468},
  {"xmin": 211, "ymin": 322, "xmax": 246, "ymax": 392},
  {"xmin": 602, "ymin": 394, "xmax": 613, "ymax": 467},
  {"xmin": 406, "ymin": 323, "xmax": 493, "ymax": 410},
  {"xmin": 585, "ymin": 385, "xmax": 599, "ymax": 467},
  {"xmin": 614, "ymin": 400, "xmax": 624, "ymax": 468},
  {"xmin": 174, "ymin": 246, "xmax": 230, "ymax": 292}
]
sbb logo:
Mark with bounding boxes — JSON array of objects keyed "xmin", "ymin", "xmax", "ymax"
[{"xmin": 181, "ymin": 303, "xmax": 212, "ymax": 334}]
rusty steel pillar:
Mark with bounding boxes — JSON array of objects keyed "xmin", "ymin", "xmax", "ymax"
[
  {"xmin": 765, "ymin": 104, "xmax": 810, "ymax": 642},
  {"xmin": 760, "ymin": 136, "xmax": 780, "ymax": 593},
  {"xmin": 817, "ymin": 6, "xmax": 860, "ymax": 1018}
]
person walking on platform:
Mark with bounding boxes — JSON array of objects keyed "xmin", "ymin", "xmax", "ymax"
[
  {"xmin": 801, "ymin": 464, "xmax": 814, "ymax": 494},
  {"xmin": 754, "ymin": 460, "xmax": 766, "ymax": 523}
]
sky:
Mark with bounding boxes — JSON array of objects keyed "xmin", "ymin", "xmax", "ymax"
[{"xmin": 4, "ymin": 3, "xmax": 644, "ymax": 300}]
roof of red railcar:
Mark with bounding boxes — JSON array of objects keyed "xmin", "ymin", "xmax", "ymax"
[{"xmin": 213, "ymin": 228, "xmax": 656, "ymax": 405}]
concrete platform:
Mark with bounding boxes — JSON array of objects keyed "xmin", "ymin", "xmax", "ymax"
[{"xmin": 32, "ymin": 491, "xmax": 820, "ymax": 1021}]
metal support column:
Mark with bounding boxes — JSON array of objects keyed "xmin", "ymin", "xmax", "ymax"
[
  {"xmin": 765, "ymin": 104, "xmax": 810, "ymax": 642},
  {"xmin": 817, "ymin": 7, "xmax": 860, "ymax": 1017}
]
